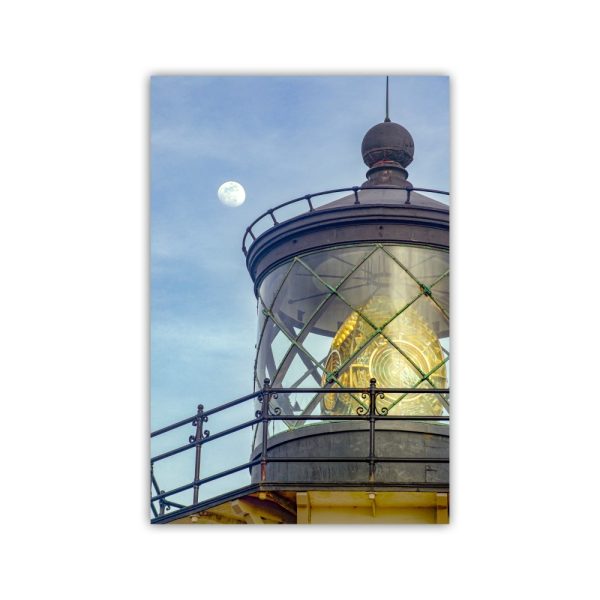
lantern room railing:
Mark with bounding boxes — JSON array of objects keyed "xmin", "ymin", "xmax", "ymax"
[
  {"xmin": 150, "ymin": 378, "xmax": 449, "ymax": 523},
  {"xmin": 241, "ymin": 186, "xmax": 449, "ymax": 256}
]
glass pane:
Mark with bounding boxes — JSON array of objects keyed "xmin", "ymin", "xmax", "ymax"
[
  {"xmin": 430, "ymin": 274, "xmax": 449, "ymax": 316},
  {"xmin": 308, "ymin": 294, "xmax": 378, "ymax": 386},
  {"xmin": 271, "ymin": 327, "xmax": 291, "ymax": 371},
  {"xmin": 336, "ymin": 248, "xmax": 421, "ymax": 328},
  {"xmin": 258, "ymin": 261, "xmax": 292, "ymax": 310},
  {"xmin": 383, "ymin": 293, "xmax": 449, "ymax": 350},
  {"xmin": 278, "ymin": 347, "xmax": 324, "ymax": 388},
  {"xmin": 272, "ymin": 348, "xmax": 326, "ymax": 433},
  {"xmin": 300, "ymin": 330, "xmax": 334, "ymax": 367},
  {"xmin": 256, "ymin": 319, "xmax": 291, "ymax": 382},
  {"xmin": 255, "ymin": 318, "xmax": 283, "ymax": 382},
  {"xmin": 385, "ymin": 246, "xmax": 449, "ymax": 286},
  {"xmin": 255, "ymin": 304, "xmax": 267, "ymax": 354},
  {"xmin": 383, "ymin": 379, "xmax": 446, "ymax": 416},
  {"xmin": 270, "ymin": 260, "xmax": 331, "ymax": 338},
  {"xmin": 299, "ymin": 245, "xmax": 373, "ymax": 289},
  {"xmin": 300, "ymin": 292, "xmax": 371, "ymax": 341}
]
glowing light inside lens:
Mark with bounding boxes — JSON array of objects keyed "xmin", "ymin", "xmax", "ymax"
[{"xmin": 321, "ymin": 295, "xmax": 447, "ymax": 415}]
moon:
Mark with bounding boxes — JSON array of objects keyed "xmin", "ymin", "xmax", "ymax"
[{"xmin": 218, "ymin": 181, "xmax": 246, "ymax": 207}]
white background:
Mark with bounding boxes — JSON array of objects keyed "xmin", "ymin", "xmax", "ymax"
[{"xmin": 1, "ymin": 1, "xmax": 598, "ymax": 598}]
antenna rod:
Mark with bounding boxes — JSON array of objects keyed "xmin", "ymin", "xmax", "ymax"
[{"xmin": 385, "ymin": 76, "xmax": 390, "ymax": 122}]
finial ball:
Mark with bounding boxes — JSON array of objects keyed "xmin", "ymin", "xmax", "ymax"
[{"xmin": 361, "ymin": 121, "xmax": 414, "ymax": 169}]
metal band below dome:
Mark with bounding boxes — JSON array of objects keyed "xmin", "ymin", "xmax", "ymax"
[{"xmin": 245, "ymin": 188, "xmax": 449, "ymax": 295}]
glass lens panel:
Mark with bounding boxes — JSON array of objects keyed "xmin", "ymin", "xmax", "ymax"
[
  {"xmin": 336, "ymin": 248, "xmax": 421, "ymax": 328},
  {"xmin": 255, "ymin": 304, "xmax": 267, "ymax": 353},
  {"xmin": 430, "ymin": 274, "xmax": 449, "ymax": 316},
  {"xmin": 278, "ymin": 347, "xmax": 324, "ymax": 388},
  {"xmin": 383, "ymin": 293, "xmax": 449, "ymax": 351},
  {"xmin": 271, "ymin": 327, "xmax": 292, "ymax": 371},
  {"xmin": 255, "ymin": 318, "xmax": 283, "ymax": 382},
  {"xmin": 299, "ymin": 246, "xmax": 372, "ymax": 289},
  {"xmin": 300, "ymin": 330, "xmax": 335, "ymax": 367},
  {"xmin": 258, "ymin": 262, "xmax": 292, "ymax": 310},
  {"xmin": 270, "ymin": 260, "xmax": 331, "ymax": 338},
  {"xmin": 385, "ymin": 246, "xmax": 449, "ymax": 286}
]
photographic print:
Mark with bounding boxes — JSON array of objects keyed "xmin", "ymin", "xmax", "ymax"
[{"xmin": 151, "ymin": 76, "xmax": 450, "ymax": 524}]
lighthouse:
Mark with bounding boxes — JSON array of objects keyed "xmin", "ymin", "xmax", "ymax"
[{"xmin": 151, "ymin": 82, "xmax": 450, "ymax": 524}]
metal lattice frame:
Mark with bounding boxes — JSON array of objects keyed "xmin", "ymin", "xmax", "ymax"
[{"xmin": 253, "ymin": 243, "xmax": 450, "ymax": 430}]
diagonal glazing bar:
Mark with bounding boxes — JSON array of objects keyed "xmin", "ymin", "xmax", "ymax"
[
  {"xmin": 260, "ymin": 296, "xmax": 328, "ymax": 387},
  {"xmin": 379, "ymin": 269, "xmax": 449, "ymax": 331},
  {"xmin": 427, "ymin": 289, "xmax": 449, "ymax": 321},
  {"xmin": 423, "ymin": 269, "xmax": 450, "ymax": 321}
]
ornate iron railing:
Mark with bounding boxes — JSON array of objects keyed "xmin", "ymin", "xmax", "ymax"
[
  {"xmin": 150, "ymin": 378, "xmax": 449, "ymax": 523},
  {"xmin": 241, "ymin": 186, "xmax": 449, "ymax": 256}
]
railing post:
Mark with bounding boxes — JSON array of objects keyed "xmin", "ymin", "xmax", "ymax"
[
  {"xmin": 368, "ymin": 378, "xmax": 377, "ymax": 483},
  {"xmin": 150, "ymin": 463, "xmax": 158, "ymax": 518},
  {"xmin": 260, "ymin": 378, "xmax": 272, "ymax": 482},
  {"xmin": 191, "ymin": 403, "xmax": 205, "ymax": 505}
]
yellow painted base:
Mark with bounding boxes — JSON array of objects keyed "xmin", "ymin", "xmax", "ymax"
[{"xmin": 170, "ymin": 490, "xmax": 449, "ymax": 525}]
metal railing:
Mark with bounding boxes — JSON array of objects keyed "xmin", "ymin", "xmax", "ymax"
[
  {"xmin": 150, "ymin": 378, "xmax": 449, "ymax": 522},
  {"xmin": 241, "ymin": 186, "xmax": 449, "ymax": 256}
]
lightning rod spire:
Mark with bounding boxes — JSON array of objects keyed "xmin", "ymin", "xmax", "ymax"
[{"xmin": 385, "ymin": 76, "xmax": 391, "ymax": 122}]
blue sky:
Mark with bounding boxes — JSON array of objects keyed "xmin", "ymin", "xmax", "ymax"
[{"xmin": 151, "ymin": 76, "xmax": 449, "ymax": 500}]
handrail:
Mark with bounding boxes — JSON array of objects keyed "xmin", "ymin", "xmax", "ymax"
[
  {"xmin": 151, "ymin": 390, "xmax": 261, "ymax": 438},
  {"xmin": 150, "ymin": 378, "xmax": 450, "ymax": 521},
  {"xmin": 269, "ymin": 387, "xmax": 449, "ymax": 394},
  {"xmin": 241, "ymin": 186, "xmax": 450, "ymax": 256}
]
